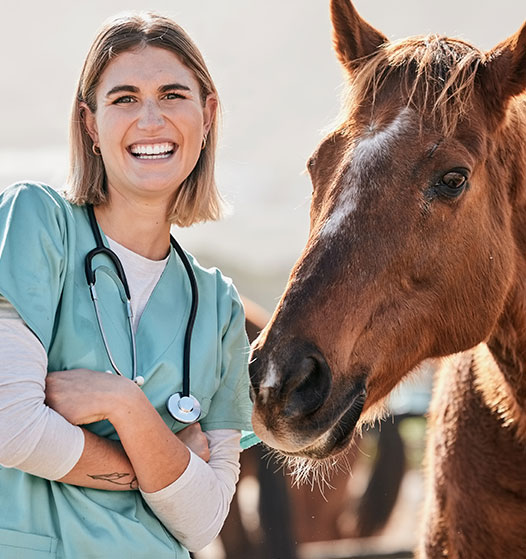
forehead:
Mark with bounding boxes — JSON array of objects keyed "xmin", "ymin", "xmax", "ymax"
[
  {"xmin": 352, "ymin": 106, "xmax": 416, "ymax": 166},
  {"xmin": 98, "ymin": 45, "xmax": 199, "ymax": 91},
  {"xmin": 317, "ymin": 107, "xmax": 418, "ymax": 237}
]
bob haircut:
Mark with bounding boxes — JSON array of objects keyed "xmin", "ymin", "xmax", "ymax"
[{"xmin": 67, "ymin": 12, "xmax": 222, "ymax": 227}]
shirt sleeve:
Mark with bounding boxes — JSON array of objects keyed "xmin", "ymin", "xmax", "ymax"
[
  {"xmin": 0, "ymin": 298, "xmax": 85, "ymax": 479},
  {"xmin": 200, "ymin": 282, "xmax": 254, "ymax": 446},
  {"xmin": 0, "ymin": 182, "xmax": 68, "ymax": 351},
  {"xmin": 140, "ymin": 429, "xmax": 241, "ymax": 552}
]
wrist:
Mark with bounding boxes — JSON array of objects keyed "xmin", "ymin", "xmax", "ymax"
[{"xmin": 107, "ymin": 379, "xmax": 148, "ymax": 428}]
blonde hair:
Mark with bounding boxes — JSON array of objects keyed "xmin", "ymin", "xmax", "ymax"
[{"xmin": 67, "ymin": 12, "xmax": 222, "ymax": 226}]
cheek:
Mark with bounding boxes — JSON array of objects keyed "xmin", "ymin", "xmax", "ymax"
[
  {"xmin": 423, "ymin": 214, "xmax": 513, "ymax": 350},
  {"xmin": 96, "ymin": 114, "xmax": 127, "ymax": 146},
  {"xmin": 172, "ymin": 106, "xmax": 204, "ymax": 142}
]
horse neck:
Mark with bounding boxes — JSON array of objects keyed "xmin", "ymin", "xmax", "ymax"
[{"xmin": 484, "ymin": 95, "xmax": 526, "ymax": 419}]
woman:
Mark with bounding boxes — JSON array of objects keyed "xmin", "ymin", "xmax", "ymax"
[{"xmin": 0, "ymin": 12, "xmax": 255, "ymax": 558}]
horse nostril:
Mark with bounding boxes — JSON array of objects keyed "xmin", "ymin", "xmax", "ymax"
[
  {"xmin": 249, "ymin": 340, "xmax": 332, "ymax": 418},
  {"xmin": 283, "ymin": 351, "xmax": 332, "ymax": 418}
]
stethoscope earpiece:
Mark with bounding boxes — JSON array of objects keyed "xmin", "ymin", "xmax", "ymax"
[{"xmin": 167, "ymin": 393, "xmax": 201, "ymax": 424}]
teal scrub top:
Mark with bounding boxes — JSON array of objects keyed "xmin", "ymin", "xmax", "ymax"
[{"xmin": 0, "ymin": 182, "xmax": 256, "ymax": 558}]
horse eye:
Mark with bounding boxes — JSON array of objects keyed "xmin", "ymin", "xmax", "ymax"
[
  {"xmin": 442, "ymin": 171, "xmax": 466, "ymax": 189},
  {"xmin": 436, "ymin": 169, "xmax": 468, "ymax": 198}
]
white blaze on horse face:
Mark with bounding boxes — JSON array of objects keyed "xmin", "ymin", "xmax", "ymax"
[
  {"xmin": 320, "ymin": 168, "xmax": 358, "ymax": 237},
  {"xmin": 320, "ymin": 107, "xmax": 414, "ymax": 238}
]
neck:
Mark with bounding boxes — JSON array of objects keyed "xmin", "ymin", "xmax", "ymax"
[
  {"xmin": 487, "ymin": 270, "xmax": 526, "ymax": 389},
  {"xmin": 480, "ymin": 97, "xmax": 526, "ymax": 434},
  {"xmin": 94, "ymin": 191, "xmax": 172, "ymax": 261}
]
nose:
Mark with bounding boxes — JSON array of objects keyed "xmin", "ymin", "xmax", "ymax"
[
  {"xmin": 137, "ymin": 99, "xmax": 165, "ymax": 130},
  {"xmin": 250, "ymin": 339, "xmax": 332, "ymax": 419}
]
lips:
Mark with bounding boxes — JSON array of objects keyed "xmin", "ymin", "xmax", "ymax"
[
  {"xmin": 128, "ymin": 142, "xmax": 176, "ymax": 159},
  {"xmin": 284, "ymin": 384, "xmax": 367, "ymax": 459}
]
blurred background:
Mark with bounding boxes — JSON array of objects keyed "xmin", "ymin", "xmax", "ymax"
[{"xmin": 1, "ymin": 1, "xmax": 523, "ymax": 557}]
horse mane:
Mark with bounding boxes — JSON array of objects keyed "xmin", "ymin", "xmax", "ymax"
[{"xmin": 342, "ymin": 35, "xmax": 487, "ymax": 136}]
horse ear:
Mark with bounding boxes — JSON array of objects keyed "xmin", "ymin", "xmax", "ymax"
[
  {"xmin": 481, "ymin": 21, "xmax": 526, "ymax": 108},
  {"xmin": 330, "ymin": 0, "xmax": 388, "ymax": 71}
]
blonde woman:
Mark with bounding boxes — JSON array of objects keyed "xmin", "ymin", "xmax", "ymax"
[{"xmin": 0, "ymin": 13, "xmax": 254, "ymax": 558}]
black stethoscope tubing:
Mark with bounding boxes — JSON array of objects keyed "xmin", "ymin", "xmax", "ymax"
[{"xmin": 85, "ymin": 204, "xmax": 200, "ymax": 423}]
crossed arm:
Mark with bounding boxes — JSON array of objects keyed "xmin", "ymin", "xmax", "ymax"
[
  {"xmin": 46, "ymin": 368, "xmax": 202, "ymax": 493},
  {"xmin": 0, "ymin": 305, "xmax": 242, "ymax": 550}
]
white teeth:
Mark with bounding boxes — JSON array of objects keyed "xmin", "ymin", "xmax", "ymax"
[
  {"xmin": 130, "ymin": 142, "xmax": 174, "ymax": 158},
  {"xmin": 135, "ymin": 153, "xmax": 171, "ymax": 160}
]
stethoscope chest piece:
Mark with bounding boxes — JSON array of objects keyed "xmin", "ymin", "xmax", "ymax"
[{"xmin": 167, "ymin": 393, "xmax": 201, "ymax": 424}]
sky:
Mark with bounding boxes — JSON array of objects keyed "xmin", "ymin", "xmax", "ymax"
[{"xmin": 1, "ymin": 0, "xmax": 524, "ymax": 310}]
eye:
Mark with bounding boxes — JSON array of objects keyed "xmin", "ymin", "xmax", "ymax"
[
  {"xmin": 442, "ymin": 171, "xmax": 466, "ymax": 189},
  {"xmin": 164, "ymin": 92, "xmax": 186, "ymax": 100},
  {"xmin": 436, "ymin": 169, "xmax": 469, "ymax": 198},
  {"xmin": 113, "ymin": 95, "xmax": 135, "ymax": 104}
]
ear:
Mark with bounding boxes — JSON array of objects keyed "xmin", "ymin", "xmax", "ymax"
[
  {"xmin": 202, "ymin": 94, "xmax": 218, "ymax": 136},
  {"xmin": 330, "ymin": 0, "xmax": 388, "ymax": 71},
  {"xmin": 481, "ymin": 21, "xmax": 526, "ymax": 108},
  {"xmin": 80, "ymin": 102, "xmax": 99, "ymax": 144}
]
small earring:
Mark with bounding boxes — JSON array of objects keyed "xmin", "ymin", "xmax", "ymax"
[
  {"xmin": 201, "ymin": 135, "xmax": 207, "ymax": 150},
  {"xmin": 92, "ymin": 143, "xmax": 101, "ymax": 156}
]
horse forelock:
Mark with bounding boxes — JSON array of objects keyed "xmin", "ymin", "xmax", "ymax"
[{"xmin": 341, "ymin": 34, "xmax": 486, "ymax": 136}]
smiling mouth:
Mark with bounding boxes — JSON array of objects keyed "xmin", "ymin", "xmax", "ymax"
[{"xmin": 128, "ymin": 142, "xmax": 176, "ymax": 160}]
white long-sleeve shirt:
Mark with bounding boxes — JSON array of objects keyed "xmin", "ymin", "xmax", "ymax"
[{"xmin": 0, "ymin": 237, "xmax": 242, "ymax": 552}]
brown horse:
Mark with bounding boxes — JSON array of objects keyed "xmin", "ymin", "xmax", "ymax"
[{"xmin": 249, "ymin": 1, "xmax": 526, "ymax": 557}]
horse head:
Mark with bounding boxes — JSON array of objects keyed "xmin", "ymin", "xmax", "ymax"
[{"xmin": 250, "ymin": 0, "xmax": 526, "ymax": 460}]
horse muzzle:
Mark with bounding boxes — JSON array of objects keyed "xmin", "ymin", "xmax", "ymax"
[{"xmin": 249, "ymin": 338, "xmax": 367, "ymax": 458}]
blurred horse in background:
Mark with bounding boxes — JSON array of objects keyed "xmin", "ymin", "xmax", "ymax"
[{"xmin": 249, "ymin": 1, "xmax": 526, "ymax": 557}]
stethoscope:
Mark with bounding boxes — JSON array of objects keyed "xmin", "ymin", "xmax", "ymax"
[{"xmin": 84, "ymin": 204, "xmax": 201, "ymax": 424}]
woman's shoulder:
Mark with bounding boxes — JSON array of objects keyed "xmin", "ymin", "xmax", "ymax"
[
  {"xmin": 1, "ymin": 181, "xmax": 72, "ymax": 216},
  {"xmin": 185, "ymin": 251, "xmax": 237, "ymax": 296},
  {"xmin": 181, "ymin": 250, "xmax": 243, "ymax": 316}
]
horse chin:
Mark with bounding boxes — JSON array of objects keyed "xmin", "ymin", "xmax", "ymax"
[
  {"xmin": 287, "ymin": 387, "xmax": 367, "ymax": 459},
  {"xmin": 253, "ymin": 385, "xmax": 367, "ymax": 460}
]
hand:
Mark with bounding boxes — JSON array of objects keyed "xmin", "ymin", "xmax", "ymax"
[
  {"xmin": 176, "ymin": 423, "xmax": 210, "ymax": 463},
  {"xmin": 45, "ymin": 369, "xmax": 138, "ymax": 425}
]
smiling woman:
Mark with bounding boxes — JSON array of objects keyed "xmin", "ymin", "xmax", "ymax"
[
  {"xmin": 68, "ymin": 13, "xmax": 221, "ymax": 229},
  {"xmin": 0, "ymin": 12, "xmax": 254, "ymax": 559},
  {"xmin": 82, "ymin": 47, "xmax": 215, "ymax": 222}
]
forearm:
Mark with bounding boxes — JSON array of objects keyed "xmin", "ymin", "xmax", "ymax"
[
  {"xmin": 111, "ymin": 388, "xmax": 191, "ymax": 493},
  {"xmin": 45, "ymin": 367, "xmax": 194, "ymax": 493},
  {"xmin": 57, "ymin": 429, "xmax": 137, "ymax": 490},
  {"xmin": 140, "ymin": 430, "xmax": 241, "ymax": 552}
]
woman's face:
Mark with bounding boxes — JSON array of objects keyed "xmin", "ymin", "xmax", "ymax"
[{"xmin": 84, "ymin": 45, "xmax": 216, "ymax": 206}]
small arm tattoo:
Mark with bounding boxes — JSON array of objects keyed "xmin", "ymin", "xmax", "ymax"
[{"xmin": 88, "ymin": 472, "xmax": 138, "ymax": 490}]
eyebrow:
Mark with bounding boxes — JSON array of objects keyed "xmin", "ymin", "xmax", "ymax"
[
  {"xmin": 159, "ymin": 83, "xmax": 191, "ymax": 93},
  {"xmin": 105, "ymin": 83, "xmax": 191, "ymax": 98},
  {"xmin": 105, "ymin": 85, "xmax": 139, "ymax": 97}
]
